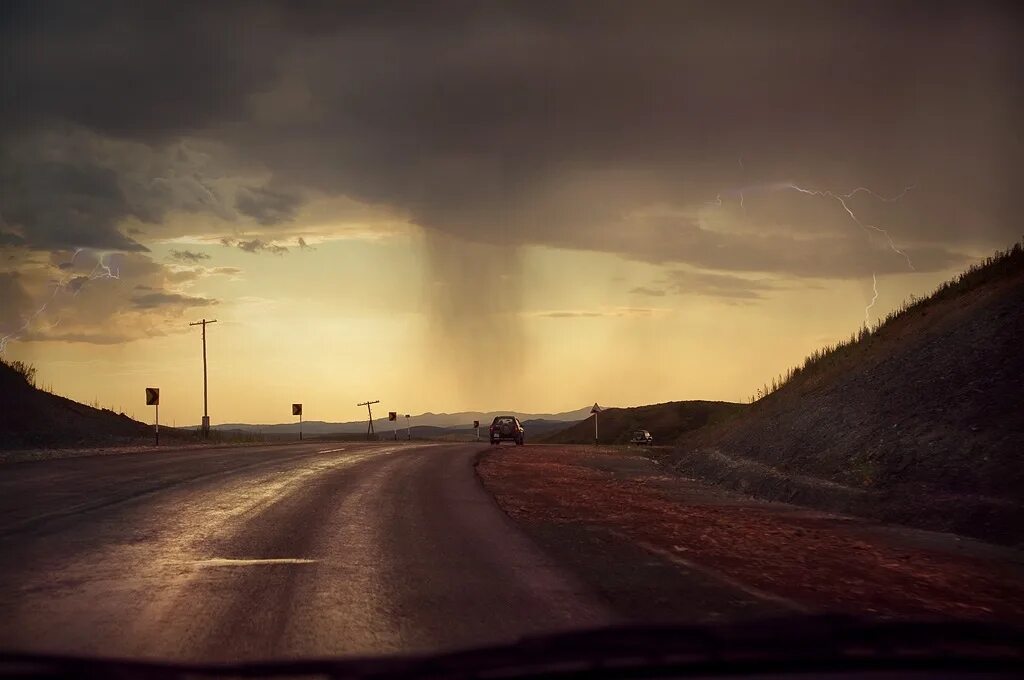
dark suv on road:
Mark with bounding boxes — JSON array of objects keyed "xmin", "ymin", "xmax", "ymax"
[{"xmin": 489, "ymin": 416, "xmax": 525, "ymax": 446}]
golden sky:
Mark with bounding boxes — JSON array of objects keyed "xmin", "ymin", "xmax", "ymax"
[{"xmin": 3, "ymin": 219, "xmax": 968, "ymax": 425}]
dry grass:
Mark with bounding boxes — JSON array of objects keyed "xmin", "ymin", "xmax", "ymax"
[
  {"xmin": 750, "ymin": 240, "xmax": 1024, "ymax": 402},
  {"xmin": 0, "ymin": 357, "xmax": 36, "ymax": 387}
]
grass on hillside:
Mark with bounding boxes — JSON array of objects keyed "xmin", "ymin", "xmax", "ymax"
[
  {"xmin": 1, "ymin": 357, "xmax": 37, "ymax": 386},
  {"xmin": 749, "ymin": 239, "xmax": 1024, "ymax": 403},
  {"xmin": 1, "ymin": 355, "xmax": 140, "ymax": 418}
]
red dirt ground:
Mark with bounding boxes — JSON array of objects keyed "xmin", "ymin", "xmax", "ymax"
[{"xmin": 477, "ymin": 446, "xmax": 1024, "ymax": 623}]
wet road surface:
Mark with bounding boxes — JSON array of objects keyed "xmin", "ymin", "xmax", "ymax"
[{"xmin": 0, "ymin": 442, "xmax": 611, "ymax": 661}]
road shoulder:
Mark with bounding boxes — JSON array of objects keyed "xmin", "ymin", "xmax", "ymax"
[{"xmin": 476, "ymin": 445, "xmax": 1024, "ymax": 624}]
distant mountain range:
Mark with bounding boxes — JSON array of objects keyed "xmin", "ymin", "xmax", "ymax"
[{"xmin": 211, "ymin": 406, "xmax": 596, "ymax": 435}]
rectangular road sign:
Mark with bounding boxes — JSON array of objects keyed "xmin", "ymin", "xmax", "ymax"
[
  {"xmin": 292, "ymin": 403, "xmax": 302, "ymax": 416},
  {"xmin": 145, "ymin": 387, "xmax": 160, "ymax": 406},
  {"xmin": 388, "ymin": 411, "xmax": 397, "ymax": 421},
  {"xmin": 473, "ymin": 420, "xmax": 480, "ymax": 429}
]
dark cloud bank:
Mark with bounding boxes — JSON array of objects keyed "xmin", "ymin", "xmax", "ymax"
[{"xmin": 1, "ymin": 1, "xmax": 1020, "ymax": 273}]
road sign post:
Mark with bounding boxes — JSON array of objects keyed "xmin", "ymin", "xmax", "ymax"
[
  {"xmin": 146, "ymin": 388, "xmax": 160, "ymax": 446},
  {"xmin": 292, "ymin": 403, "xmax": 303, "ymax": 440},
  {"xmin": 389, "ymin": 411, "xmax": 397, "ymax": 440},
  {"xmin": 405, "ymin": 414, "xmax": 411, "ymax": 440},
  {"xmin": 591, "ymin": 403, "xmax": 603, "ymax": 447},
  {"xmin": 474, "ymin": 420, "xmax": 480, "ymax": 441}
]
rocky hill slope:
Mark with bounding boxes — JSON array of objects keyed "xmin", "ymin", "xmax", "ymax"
[{"xmin": 662, "ymin": 242, "xmax": 1024, "ymax": 545}]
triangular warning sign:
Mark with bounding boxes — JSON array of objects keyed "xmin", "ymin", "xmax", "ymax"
[{"xmin": 590, "ymin": 402, "xmax": 602, "ymax": 414}]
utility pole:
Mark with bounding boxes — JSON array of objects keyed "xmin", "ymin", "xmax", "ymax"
[
  {"xmin": 358, "ymin": 400, "xmax": 379, "ymax": 438},
  {"xmin": 189, "ymin": 318, "xmax": 218, "ymax": 437}
]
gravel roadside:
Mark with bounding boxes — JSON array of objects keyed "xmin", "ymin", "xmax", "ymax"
[{"xmin": 476, "ymin": 445, "xmax": 1024, "ymax": 624}]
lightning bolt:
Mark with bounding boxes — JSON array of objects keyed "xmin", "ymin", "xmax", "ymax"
[
  {"xmin": 0, "ymin": 297, "xmax": 54, "ymax": 354},
  {"xmin": 737, "ymin": 157, "xmax": 747, "ymax": 216},
  {"xmin": 865, "ymin": 272, "xmax": 879, "ymax": 324},
  {"xmin": 0, "ymin": 249, "xmax": 121, "ymax": 354},
  {"xmin": 784, "ymin": 183, "xmax": 915, "ymax": 270},
  {"xmin": 863, "ymin": 224, "xmax": 914, "ymax": 271},
  {"xmin": 74, "ymin": 250, "xmax": 120, "ymax": 296},
  {"xmin": 708, "ymin": 176, "xmax": 915, "ymax": 328},
  {"xmin": 783, "ymin": 183, "xmax": 914, "ymax": 327}
]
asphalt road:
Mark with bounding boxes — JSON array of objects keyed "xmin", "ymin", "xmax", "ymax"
[{"xmin": 0, "ymin": 442, "xmax": 612, "ymax": 661}]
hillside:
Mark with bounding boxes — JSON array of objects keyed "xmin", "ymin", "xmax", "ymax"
[
  {"xmin": 543, "ymin": 400, "xmax": 746, "ymax": 445},
  {"xmin": 663, "ymin": 242, "xmax": 1024, "ymax": 545},
  {"xmin": 0, "ymin": 359, "xmax": 161, "ymax": 450}
]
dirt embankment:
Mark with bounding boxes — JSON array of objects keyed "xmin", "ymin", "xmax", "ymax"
[
  {"xmin": 478, "ymin": 446, "xmax": 1024, "ymax": 623},
  {"xmin": 667, "ymin": 248, "xmax": 1024, "ymax": 546}
]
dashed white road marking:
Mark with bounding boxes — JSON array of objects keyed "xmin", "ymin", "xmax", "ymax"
[{"xmin": 190, "ymin": 558, "xmax": 318, "ymax": 567}]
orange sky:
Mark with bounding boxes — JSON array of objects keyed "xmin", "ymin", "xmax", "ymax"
[{"xmin": 3, "ymin": 220, "xmax": 972, "ymax": 425}]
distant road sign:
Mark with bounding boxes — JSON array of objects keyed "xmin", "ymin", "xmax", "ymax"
[
  {"xmin": 292, "ymin": 403, "xmax": 302, "ymax": 416},
  {"xmin": 473, "ymin": 420, "xmax": 480, "ymax": 429},
  {"xmin": 591, "ymin": 403, "xmax": 602, "ymax": 414},
  {"xmin": 388, "ymin": 411, "xmax": 397, "ymax": 421},
  {"xmin": 145, "ymin": 388, "xmax": 160, "ymax": 406}
]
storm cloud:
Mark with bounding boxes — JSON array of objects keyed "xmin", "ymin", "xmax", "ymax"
[
  {"xmin": 1, "ymin": 0, "xmax": 1021, "ymax": 379},
  {"xmin": 131, "ymin": 292, "xmax": 217, "ymax": 309},
  {"xmin": 0, "ymin": 272, "xmax": 33, "ymax": 329},
  {"xmin": 1, "ymin": 250, "xmax": 231, "ymax": 346},
  {"xmin": 633, "ymin": 270, "xmax": 781, "ymax": 302},
  {"xmin": 235, "ymin": 187, "xmax": 302, "ymax": 226},
  {"xmin": 221, "ymin": 238, "xmax": 289, "ymax": 255},
  {"xmin": 169, "ymin": 250, "xmax": 210, "ymax": 264},
  {"xmin": 1, "ymin": 1, "xmax": 1020, "ymax": 272}
]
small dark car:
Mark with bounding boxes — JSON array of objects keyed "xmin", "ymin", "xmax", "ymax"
[
  {"xmin": 490, "ymin": 416, "xmax": 525, "ymax": 446},
  {"xmin": 630, "ymin": 429, "xmax": 654, "ymax": 445}
]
